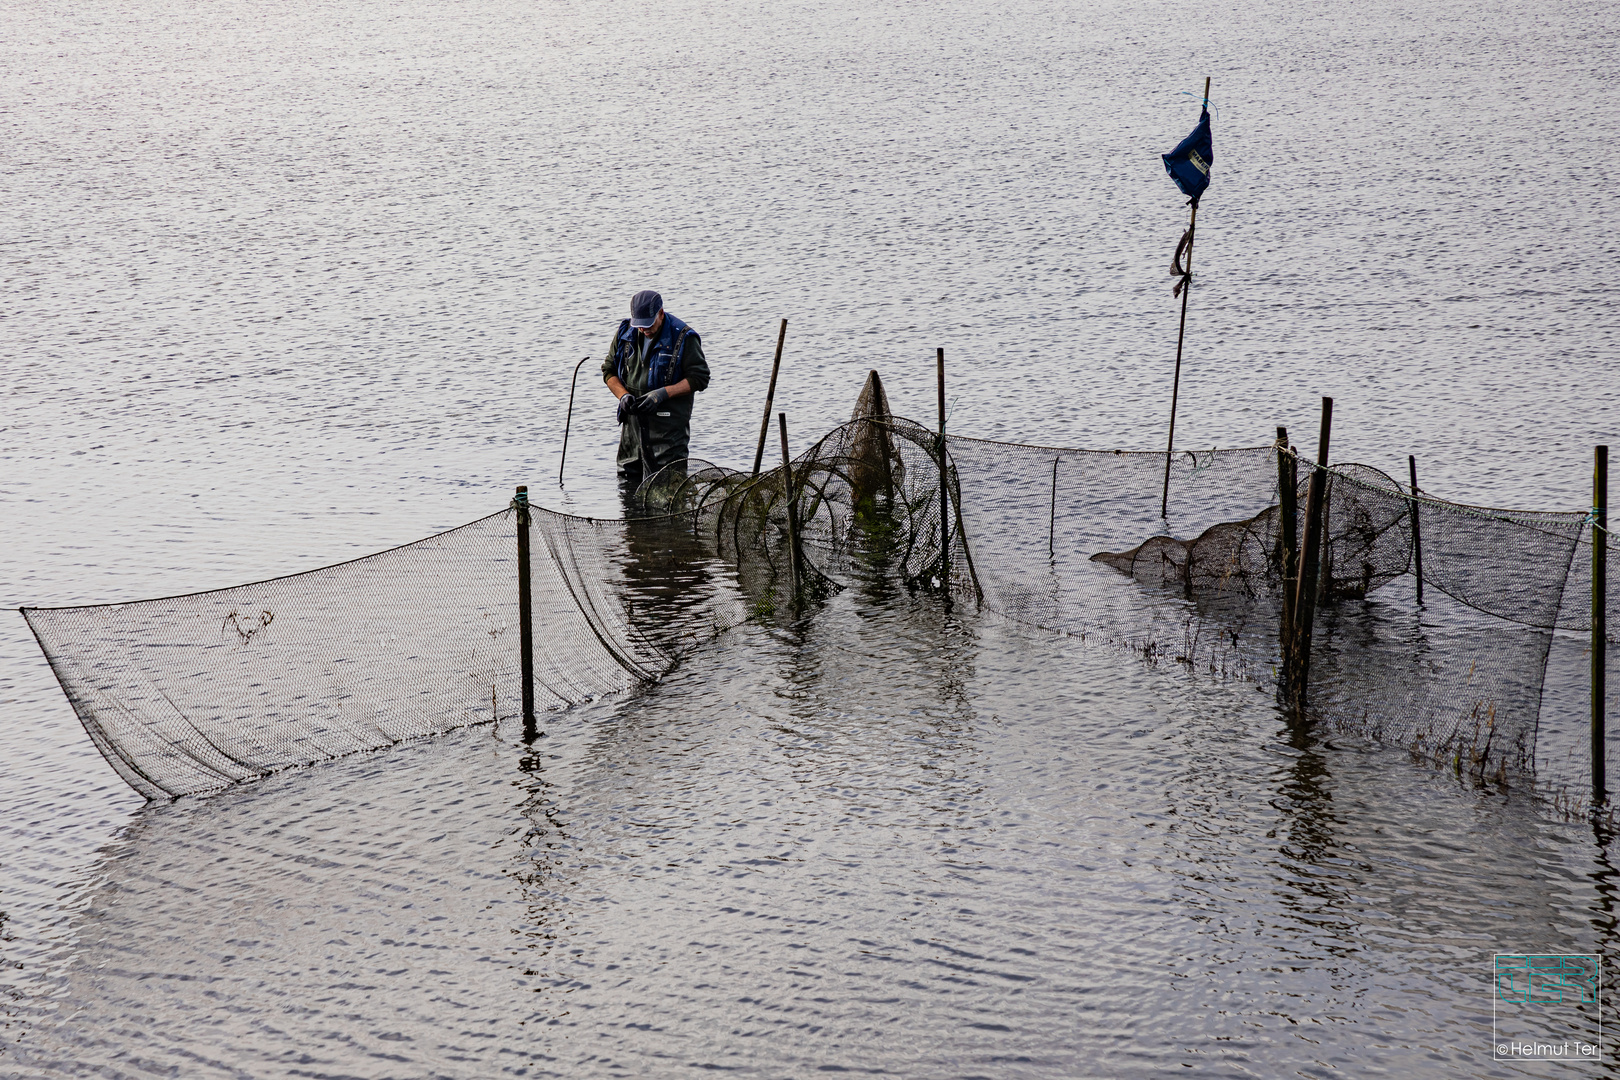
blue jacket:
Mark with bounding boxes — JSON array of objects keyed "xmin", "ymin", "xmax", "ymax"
[{"xmin": 612, "ymin": 312, "xmax": 701, "ymax": 392}]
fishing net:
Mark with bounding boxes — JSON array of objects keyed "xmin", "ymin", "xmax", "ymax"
[
  {"xmin": 637, "ymin": 370, "xmax": 966, "ymax": 615},
  {"xmin": 634, "ymin": 377, "xmax": 1610, "ymax": 787},
  {"xmin": 1073, "ymin": 452, "xmax": 1601, "ymax": 781},
  {"xmin": 21, "ymin": 510, "xmax": 741, "ymax": 800},
  {"xmin": 21, "ymin": 371, "xmax": 1615, "ymax": 801}
]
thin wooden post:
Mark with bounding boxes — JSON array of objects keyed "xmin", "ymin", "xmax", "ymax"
[
  {"xmin": 1319, "ymin": 472, "xmax": 1335, "ymax": 601},
  {"xmin": 514, "ymin": 485, "xmax": 537, "ymax": 740},
  {"xmin": 1160, "ymin": 75, "xmax": 1211, "ymax": 521},
  {"xmin": 1595, "ymin": 445, "xmax": 1609, "ymax": 806},
  {"xmin": 937, "ymin": 348, "xmax": 951, "ymax": 594},
  {"xmin": 778, "ymin": 413, "xmax": 803, "ymax": 601},
  {"xmin": 557, "ymin": 355, "xmax": 591, "ymax": 485},
  {"xmin": 1408, "ymin": 455, "xmax": 1425, "ymax": 605},
  {"xmin": 1049, "ymin": 456, "xmax": 1059, "ymax": 558},
  {"xmin": 1276, "ymin": 426, "xmax": 1298, "ymax": 685},
  {"xmin": 752, "ymin": 319, "xmax": 789, "ymax": 476},
  {"xmin": 1289, "ymin": 398, "xmax": 1333, "ymax": 712}
]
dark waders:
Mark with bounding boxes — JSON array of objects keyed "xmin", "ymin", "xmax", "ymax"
[{"xmin": 616, "ymin": 414, "xmax": 660, "ymax": 508}]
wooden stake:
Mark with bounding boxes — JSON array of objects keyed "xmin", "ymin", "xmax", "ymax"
[
  {"xmin": 1049, "ymin": 456, "xmax": 1059, "ymax": 559},
  {"xmin": 778, "ymin": 413, "xmax": 803, "ymax": 602},
  {"xmin": 1289, "ymin": 398, "xmax": 1332, "ymax": 712},
  {"xmin": 1276, "ymin": 426, "xmax": 1298, "ymax": 685},
  {"xmin": 1408, "ymin": 455, "xmax": 1425, "ymax": 606},
  {"xmin": 515, "ymin": 485, "xmax": 537, "ymax": 740},
  {"xmin": 752, "ymin": 319, "xmax": 789, "ymax": 477},
  {"xmin": 1160, "ymin": 75, "xmax": 1211, "ymax": 520},
  {"xmin": 937, "ymin": 347, "xmax": 951, "ymax": 595},
  {"xmin": 1595, "ymin": 445, "xmax": 1609, "ymax": 806}
]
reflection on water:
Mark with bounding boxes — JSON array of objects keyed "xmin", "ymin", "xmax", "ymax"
[{"xmin": 7, "ymin": 584, "xmax": 1620, "ymax": 1077}]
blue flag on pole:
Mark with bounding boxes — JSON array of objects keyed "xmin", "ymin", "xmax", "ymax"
[{"xmin": 1162, "ymin": 109, "xmax": 1213, "ymax": 204}]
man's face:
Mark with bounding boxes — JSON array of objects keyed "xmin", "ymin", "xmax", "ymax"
[{"xmin": 637, "ymin": 311, "xmax": 664, "ymax": 338}]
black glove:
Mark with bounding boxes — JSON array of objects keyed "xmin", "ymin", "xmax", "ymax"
[
  {"xmin": 633, "ymin": 387, "xmax": 670, "ymax": 414},
  {"xmin": 615, "ymin": 393, "xmax": 635, "ymax": 425}
]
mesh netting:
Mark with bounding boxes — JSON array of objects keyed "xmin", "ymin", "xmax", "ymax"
[
  {"xmin": 21, "ymin": 371, "xmax": 1616, "ymax": 801},
  {"xmin": 632, "ymin": 375, "xmax": 1611, "ymax": 785},
  {"xmin": 1026, "ymin": 448, "xmax": 1602, "ymax": 780},
  {"xmin": 1286, "ymin": 463, "xmax": 1599, "ymax": 783},
  {"xmin": 21, "ymin": 510, "xmax": 734, "ymax": 800},
  {"xmin": 636, "ymin": 371, "xmax": 963, "ymax": 614}
]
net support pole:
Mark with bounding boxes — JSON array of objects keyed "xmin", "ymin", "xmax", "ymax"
[
  {"xmin": 1408, "ymin": 455, "xmax": 1425, "ymax": 605},
  {"xmin": 1160, "ymin": 75, "xmax": 1211, "ymax": 521},
  {"xmin": 1049, "ymin": 456, "xmax": 1059, "ymax": 559},
  {"xmin": 1595, "ymin": 445, "xmax": 1609, "ymax": 806},
  {"xmin": 514, "ymin": 485, "xmax": 537, "ymax": 740},
  {"xmin": 751, "ymin": 319, "xmax": 789, "ymax": 477},
  {"xmin": 937, "ymin": 347, "xmax": 951, "ymax": 598},
  {"xmin": 1276, "ymin": 426, "xmax": 1297, "ymax": 687},
  {"xmin": 1289, "ymin": 398, "xmax": 1332, "ymax": 713},
  {"xmin": 778, "ymin": 413, "xmax": 803, "ymax": 603}
]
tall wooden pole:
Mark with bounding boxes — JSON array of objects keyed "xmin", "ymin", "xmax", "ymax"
[
  {"xmin": 1160, "ymin": 75, "xmax": 1211, "ymax": 520},
  {"xmin": 1408, "ymin": 455, "xmax": 1425, "ymax": 605},
  {"xmin": 1595, "ymin": 445, "xmax": 1609, "ymax": 806},
  {"xmin": 778, "ymin": 413, "xmax": 803, "ymax": 602},
  {"xmin": 515, "ymin": 485, "xmax": 537, "ymax": 740},
  {"xmin": 937, "ymin": 347, "xmax": 951, "ymax": 595},
  {"xmin": 752, "ymin": 319, "xmax": 789, "ymax": 477},
  {"xmin": 1289, "ymin": 398, "xmax": 1333, "ymax": 712},
  {"xmin": 1276, "ymin": 426, "xmax": 1298, "ymax": 690},
  {"xmin": 1048, "ymin": 456, "xmax": 1059, "ymax": 559}
]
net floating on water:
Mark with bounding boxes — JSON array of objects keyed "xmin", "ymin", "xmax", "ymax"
[{"xmin": 22, "ymin": 371, "xmax": 1616, "ymax": 799}]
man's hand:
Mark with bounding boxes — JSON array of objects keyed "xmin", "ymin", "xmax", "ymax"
[
  {"xmin": 633, "ymin": 387, "xmax": 671, "ymax": 414},
  {"xmin": 616, "ymin": 393, "xmax": 636, "ymax": 424}
]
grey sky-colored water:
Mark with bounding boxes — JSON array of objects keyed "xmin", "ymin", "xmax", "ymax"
[{"xmin": 3, "ymin": 0, "xmax": 1618, "ymax": 1075}]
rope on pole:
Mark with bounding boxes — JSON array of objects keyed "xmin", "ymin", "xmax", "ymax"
[{"xmin": 1160, "ymin": 75, "xmax": 1211, "ymax": 520}]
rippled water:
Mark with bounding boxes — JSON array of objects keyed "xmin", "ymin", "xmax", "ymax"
[{"xmin": 4, "ymin": 0, "xmax": 1619, "ymax": 1075}]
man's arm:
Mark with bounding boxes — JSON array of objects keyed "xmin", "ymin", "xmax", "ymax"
[
  {"xmin": 602, "ymin": 332, "xmax": 627, "ymax": 401},
  {"xmin": 603, "ymin": 339, "xmax": 636, "ymax": 425},
  {"xmin": 681, "ymin": 335, "xmax": 710, "ymax": 394}
]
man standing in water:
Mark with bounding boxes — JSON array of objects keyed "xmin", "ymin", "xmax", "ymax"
[{"xmin": 603, "ymin": 289, "xmax": 710, "ymax": 486}]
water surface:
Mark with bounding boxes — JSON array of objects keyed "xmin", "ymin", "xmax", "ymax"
[{"xmin": 3, "ymin": 0, "xmax": 1618, "ymax": 1075}]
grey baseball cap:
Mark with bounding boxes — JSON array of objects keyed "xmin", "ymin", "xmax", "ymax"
[{"xmin": 629, "ymin": 290, "xmax": 663, "ymax": 329}]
